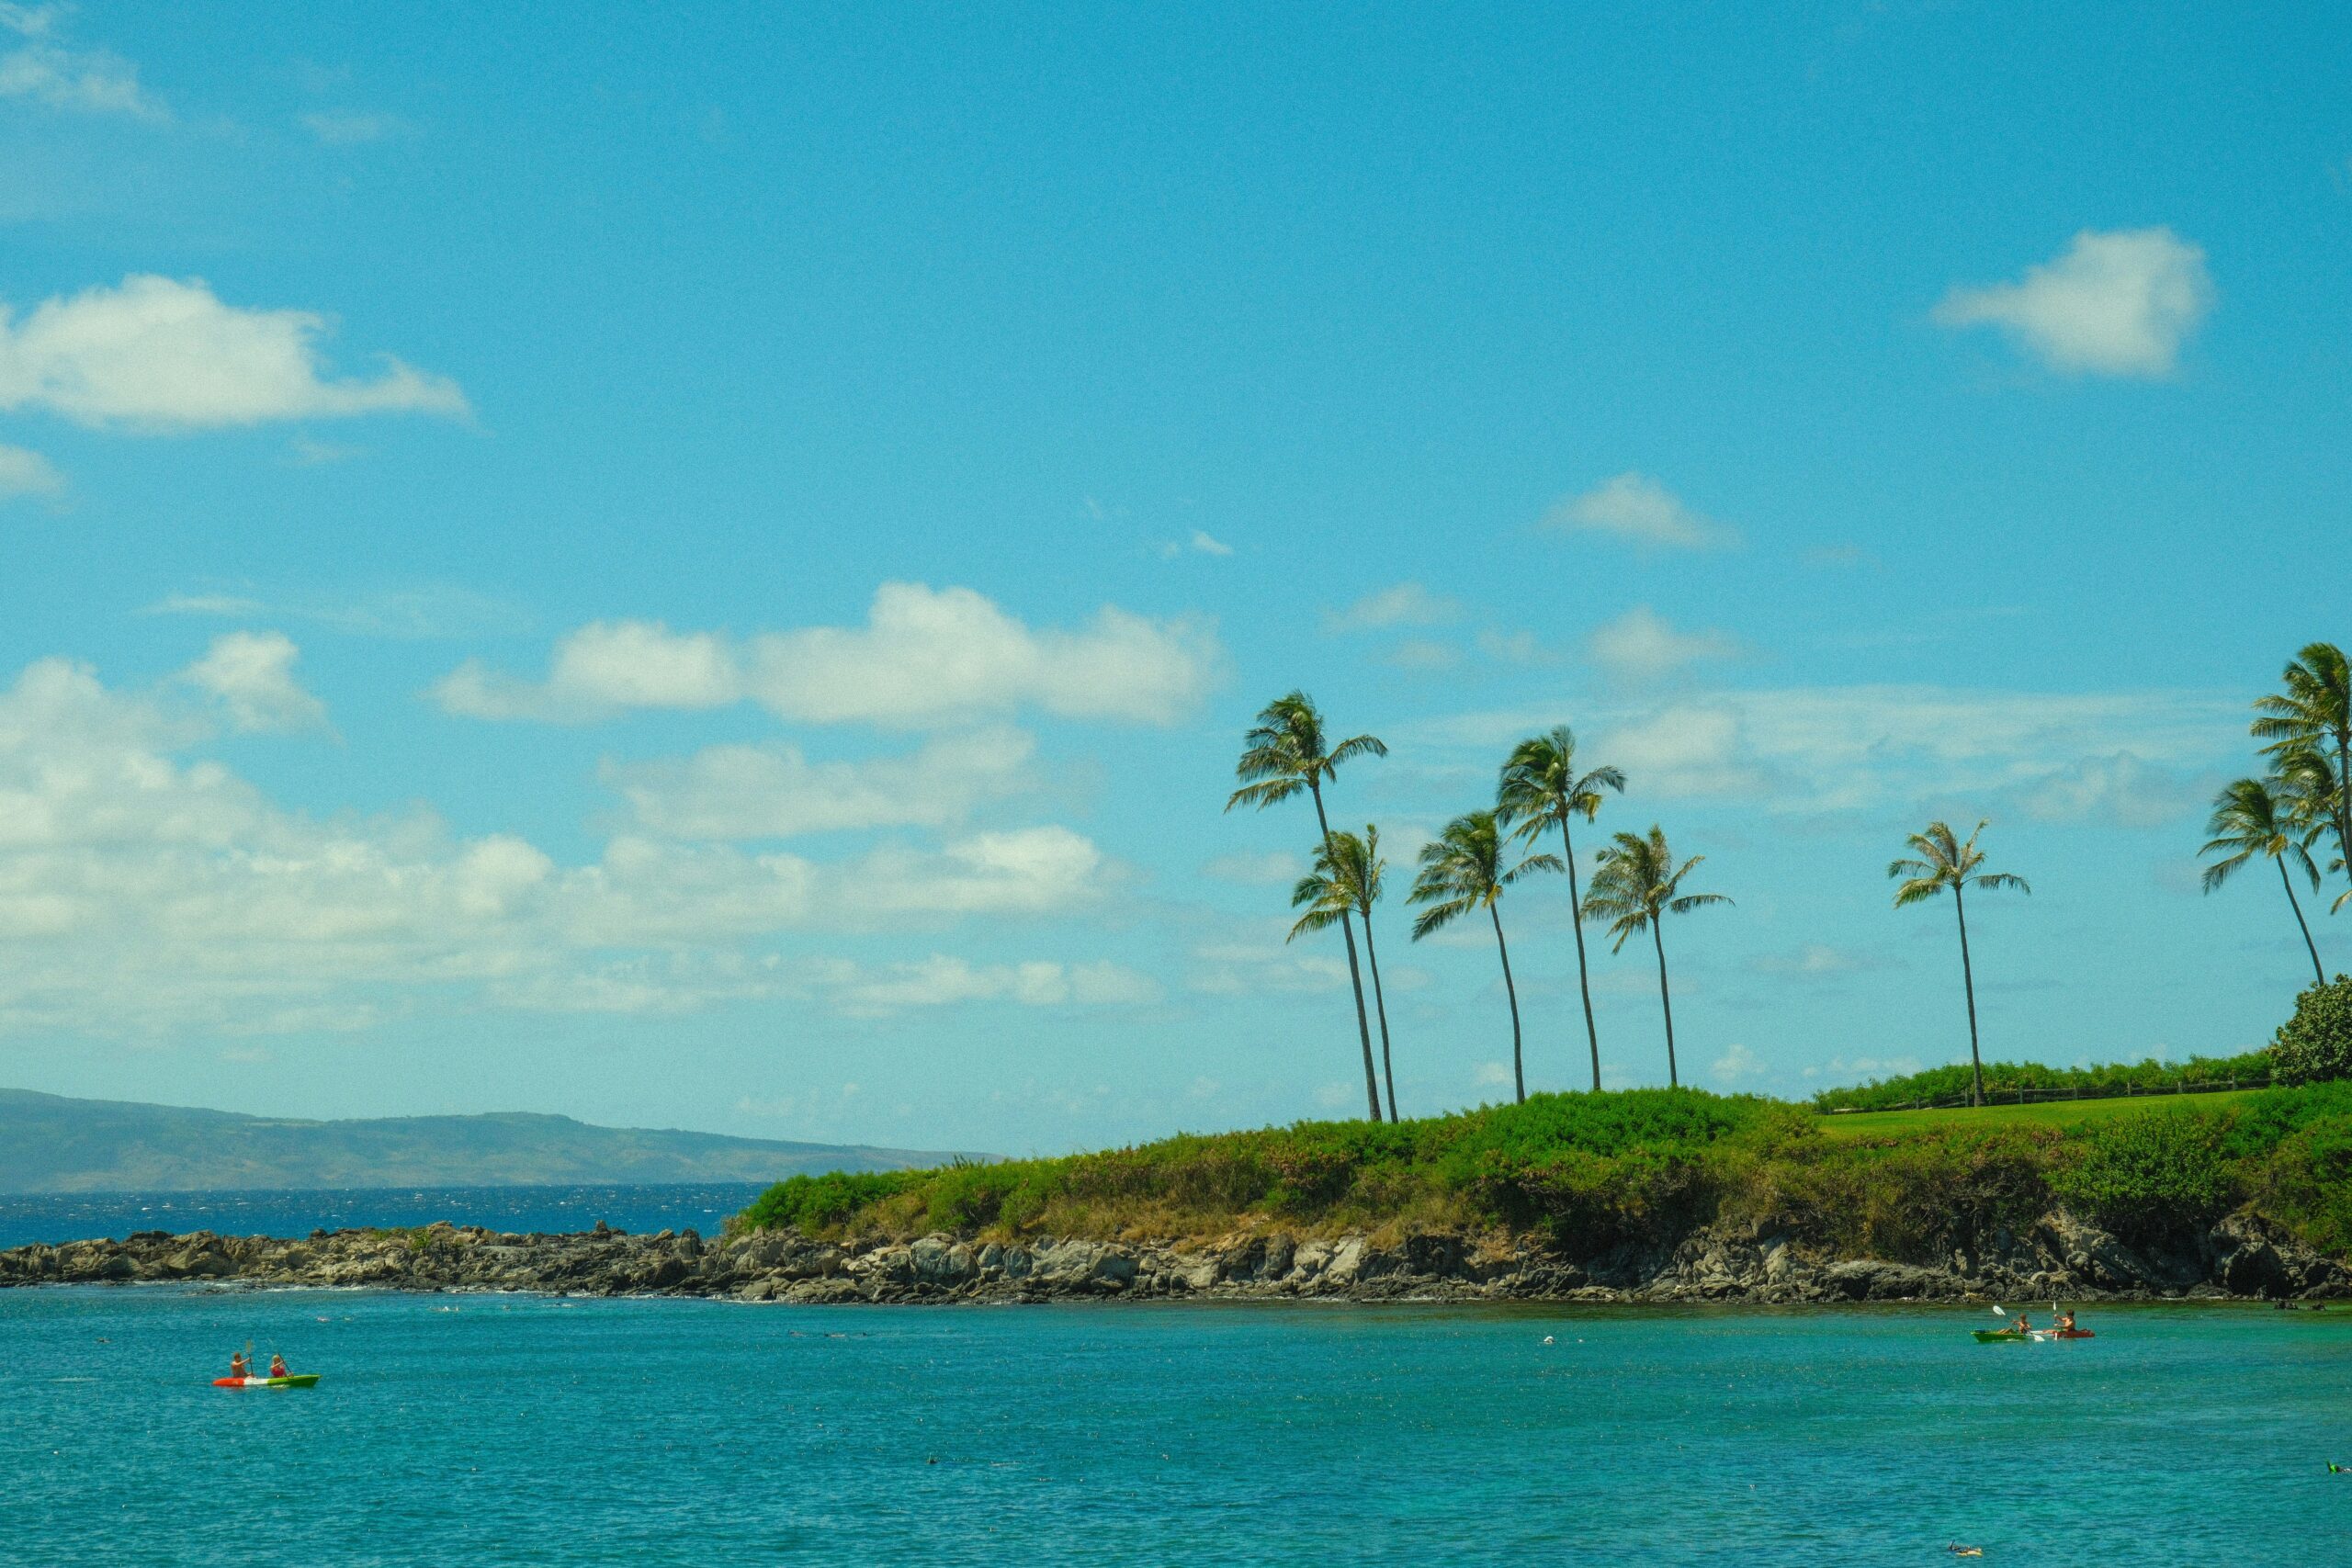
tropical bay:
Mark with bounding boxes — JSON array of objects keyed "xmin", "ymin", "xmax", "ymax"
[{"xmin": 12, "ymin": 1287, "xmax": 2352, "ymax": 1567}]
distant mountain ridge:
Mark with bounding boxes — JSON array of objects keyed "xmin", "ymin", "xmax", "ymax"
[{"xmin": 0, "ymin": 1089, "xmax": 973, "ymax": 1194}]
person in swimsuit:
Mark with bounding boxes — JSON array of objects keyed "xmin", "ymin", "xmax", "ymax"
[
  {"xmin": 2010, "ymin": 1313, "xmax": 2032, "ymax": 1336},
  {"xmin": 2054, "ymin": 1310, "xmax": 2077, "ymax": 1334},
  {"xmin": 268, "ymin": 1353, "xmax": 290, "ymax": 1378},
  {"xmin": 229, "ymin": 1351, "xmax": 250, "ymax": 1380}
]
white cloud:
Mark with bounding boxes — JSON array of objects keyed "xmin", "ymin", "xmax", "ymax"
[
  {"xmin": 1710, "ymin": 1043, "xmax": 1768, "ymax": 1088},
  {"xmin": 176, "ymin": 630, "xmax": 329, "ymax": 733},
  {"xmin": 1325, "ymin": 581, "xmax": 1461, "ymax": 634},
  {"xmin": 1186, "ymin": 530, "xmax": 1231, "ymax": 557},
  {"xmin": 0, "ymin": 442, "xmax": 62, "ymax": 501},
  {"xmin": 1586, "ymin": 605, "xmax": 1740, "ymax": 681},
  {"xmin": 300, "ymin": 109, "xmax": 410, "ymax": 145},
  {"xmin": 0, "ymin": 651, "xmax": 1123, "ymax": 1035},
  {"xmin": 0, "ymin": 4, "xmax": 163, "ymax": 119},
  {"xmin": 1544, "ymin": 473, "xmax": 1737, "ymax": 549},
  {"xmin": 435, "ymin": 583, "xmax": 1219, "ymax": 728},
  {"xmin": 1472, "ymin": 1061, "xmax": 1514, "ymax": 1089},
  {"xmin": 1933, "ymin": 228, "xmax": 2213, "ymax": 377},
  {"xmin": 605, "ymin": 728, "xmax": 1036, "ymax": 840},
  {"xmin": 0, "ymin": 276, "xmax": 468, "ymax": 430}
]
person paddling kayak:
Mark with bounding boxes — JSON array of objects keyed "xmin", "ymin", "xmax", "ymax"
[
  {"xmin": 268, "ymin": 1353, "xmax": 291, "ymax": 1379},
  {"xmin": 228, "ymin": 1351, "xmax": 251, "ymax": 1381}
]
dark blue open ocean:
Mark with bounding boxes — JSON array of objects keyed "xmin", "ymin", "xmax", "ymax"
[{"xmin": 0, "ymin": 1183, "xmax": 773, "ymax": 1248}]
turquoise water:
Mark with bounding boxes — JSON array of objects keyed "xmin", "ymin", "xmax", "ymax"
[{"xmin": 7, "ymin": 1290, "xmax": 2348, "ymax": 1565}]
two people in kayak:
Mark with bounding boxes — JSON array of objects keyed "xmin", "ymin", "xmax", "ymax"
[
  {"xmin": 227, "ymin": 1352, "xmax": 293, "ymax": 1379},
  {"xmin": 2007, "ymin": 1309, "xmax": 2080, "ymax": 1336}
]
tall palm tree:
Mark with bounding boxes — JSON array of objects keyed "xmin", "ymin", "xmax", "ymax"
[
  {"xmin": 1888, "ymin": 819, "xmax": 2030, "ymax": 1109},
  {"xmin": 2200, "ymin": 777, "xmax": 2327, "ymax": 985},
  {"xmin": 1227, "ymin": 692, "xmax": 1388, "ymax": 1120},
  {"xmin": 1496, "ymin": 725, "xmax": 1625, "ymax": 1094},
  {"xmin": 1290, "ymin": 826, "xmax": 1398, "ymax": 1121},
  {"xmin": 1582, "ymin": 826, "xmax": 1729, "ymax": 1089},
  {"xmin": 1408, "ymin": 810, "xmax": 1559, "ymax": 1105},
  {"xmin": 2254, "ymin": 642, "xmax": 2352, "ymax": 915}
]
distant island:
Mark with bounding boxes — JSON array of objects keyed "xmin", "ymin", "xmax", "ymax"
[{"xmin": 0, "ymin": 1089, "xmax": 978, "ymax": 1193}]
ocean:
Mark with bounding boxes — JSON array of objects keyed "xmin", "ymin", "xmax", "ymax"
[
  {"xmin": 0, "ymin": 1184, "xmax": 775, "ymax": 1250},
  {"xmin": 6, "ymin": 1288, "xmax": 2346, "ymax": 1565}
]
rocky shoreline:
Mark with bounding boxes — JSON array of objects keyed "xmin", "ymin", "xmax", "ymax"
[{"xmin": 3, "ymin": 1207, "xmax": 2344, "ymax": 1305}]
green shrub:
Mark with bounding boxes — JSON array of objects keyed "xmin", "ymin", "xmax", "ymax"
[
  {"xmin": 739, "ymin": 1169, "xmax": 920, "ymax": 1235},
  {"xmin": 2048, "ymin": 1109, "xmax": 2232, "ymax": 1241},
  {"xmin": 1815, "ymin": 1051, "xmax": 2273, "ymax": 1111},
  {"xmin": 2270, "ymin": 976, "xmax": 2352, "ymax": 1086}
]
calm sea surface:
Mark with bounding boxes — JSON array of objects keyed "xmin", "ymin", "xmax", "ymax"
[
  {"xmin": 0, "ymin": 1184, "xmax": 773, "ymax": 1250},
  {"xmin": 6, "ymin": 1290, "xmax": 2347, "ymax": 1565}
]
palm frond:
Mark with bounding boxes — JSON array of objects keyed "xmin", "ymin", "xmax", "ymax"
[
  {"xmin": 1668, "ymin": 892, "xmax": 1731, "ymax": 914},
  {"xmin": 1971, "ymin": 872, "xmax": 2030, "ymax": 895},
  {"xmin": 1891, "ymin": 877, "xmax": 1947, "ymax": 908},
  {"xmin": 1409, "ymin": 893, "xmax": 1477, "ymax": 941}
]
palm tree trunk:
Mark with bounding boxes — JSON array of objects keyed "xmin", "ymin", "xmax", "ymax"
[
  {"xmin": 1651, "ymin": 921, "xmax": 1678, "ymax": 1089},
  {"xmin": 1308, "ymin": 782, "xmax": 1384, "ymax": 1122},
  {"xmin": 1362, "ymin": 908, "xmax": 1399, "ymax": 1122},
  {"xmin": 1491, "ymin": 903, "xmax": 1525, "ymax": 1104},
  {"xmin": 1954, "ymin": 884, "xmax": 1984, "ymax": 1109},
  {"xmin": 1558, "ymin": 812, "xmax": 1601, "ymax": 1093},
  {"xmin": 2281, "ymin": 856, "xmax": 2326, "ymax": 986}
]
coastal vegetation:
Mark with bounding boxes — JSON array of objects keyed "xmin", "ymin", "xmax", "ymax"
[{"xmin": 738, "ymin": 1078, "xmax": 2352, "ymax": 1265}]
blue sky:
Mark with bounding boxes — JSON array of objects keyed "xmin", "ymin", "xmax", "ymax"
[{"xmin": 1, "ymin": 3, "xmax": 2346, "ymax": 1153}]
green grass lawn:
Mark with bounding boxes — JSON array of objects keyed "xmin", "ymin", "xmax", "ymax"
[{"xmin": 1815, "ymin": 1089, "xmax": 2262, "ymax": 1139}]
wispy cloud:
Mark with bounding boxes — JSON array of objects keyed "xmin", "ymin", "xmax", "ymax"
[
  {"xmin": 1934, "ymin": 227, "xmax": 2212, "ymax": 378},
  {"xmin": 1587, "ymin": 605, "xmax": 1741, "ymax": 682},
  {"xmin": 0, "ymin": 4, "xmax": 164, "ymax": 121},
  {"xmin": 1418, "ymin": 684, "xmax": 2242, "ymax": 817},
  {"xmin": 1323, "ymin": 581, "xmax": 1461, "ymax": 634},
  {"xmin": 1543, "ymin": 472, "xmax": 1738, "ymax": 550},
  {"xmin": 0, "ymin": 442, "xmax": 62, "ymax": 502}
]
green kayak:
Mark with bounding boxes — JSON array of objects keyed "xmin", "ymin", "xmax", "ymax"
[
  {"xmin": 214, "ymin": 1374, "xmax": 321, "ymax": 1388},
  {"xmin": 1973, "ymin": 1329, "xmax": 2026, "ymax": 1343}
]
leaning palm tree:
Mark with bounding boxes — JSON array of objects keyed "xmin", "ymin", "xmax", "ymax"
[
  {"xmin": 1582, "ymin": 826, "xmax": 1729, "ymax": 1089},
  {"xmin": 1290, "ymin": 826, "xmax": 1398, "ymax": 1121},
  {"xmin": 1496, "ymin": 725, "xmax": 1625, "ymax": 1094},
  {"xmin": 2200, "ymin": 778, "xmax": 2327, "ymax": 985},
  {"xmin": 1408, "ymin": 810, "xmax": 1558, "ymax": 1104},
  {"xmin": 1889, "ymin": 819, "xmax": 2030, "ymax": 1109},
  {"xmin": 1227, "ymin": 692, "xmax": 1388, "ymax": 1120},
  {"xmin": 2254, "ymin": 642, "xmax": 2352, "ymax": 915}
]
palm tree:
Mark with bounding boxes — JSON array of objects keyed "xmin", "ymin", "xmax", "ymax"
[
  {"xmin": 1582, "ymin": 826, "xmax": 1729, "ymax": 1089},
  {"xmin": 2200, "ymin": 778, "xmax": 2327, "ymax": 985},
  {"xmin": 1290, "ymin": 826, "xmax": 1398, "ymax": 1121},
  {"xmin": 1227, "ymin": 692, "xmax": 1389, "ymax": 1120},
  {"xmin": 1408, "ymin": 810, "xmax": 1559, "ymax": 1104},
  {"xmin": 1496, "ymin": 725, "xmax": 1625, "ymax": 1094},
  {"xmin": 2253, "ymin": 642, "xmax": 2352, "ymax": 915},
  {"xmin": 1888, "ymin": 819, "xmax": 2030, "ymax": 1109}
]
